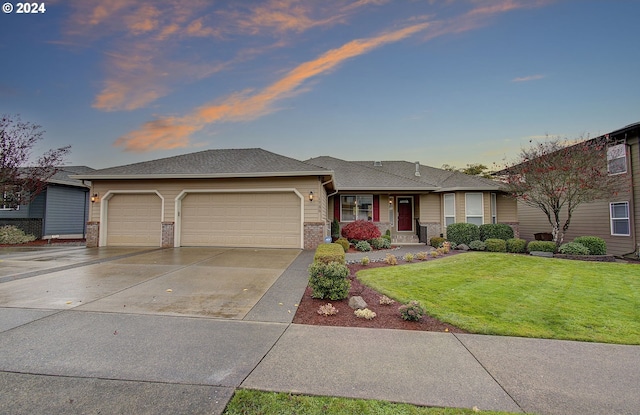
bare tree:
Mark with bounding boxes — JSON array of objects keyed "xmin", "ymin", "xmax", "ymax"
[
  {"xmin": 0, "ymin": 114, "xmax": 71, "ymax": 208},
  {"xmin": 499, "ymin": 136, "xmax": 629, "ymax": 246}
]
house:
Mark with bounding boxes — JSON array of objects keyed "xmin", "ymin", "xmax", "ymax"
[
  {"xmin": 72, "ymin": 149, "xmax": 517, "ymax": 249},
  {"xmin": 306, "ymin": 157, "xmax": 518, "ymax": 243},
  {"xmin": 515, "ymin": 122, "xmax": 640, "ymax": 256},
  {"xmin": 0, "ymin": 166, "xmax": 94, "ymax": 239},
  {"xmin": 72, "ymin": 149, "xmax": 334, "ymax": 249}
]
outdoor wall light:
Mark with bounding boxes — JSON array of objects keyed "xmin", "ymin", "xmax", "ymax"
[
  {"xmin": 309, "ymin": 191, "xmax": 314, "ymax": 202},
  {"xmin": 389, "ymin": 196, "xmax": 394, "ymax": 205},
  {"xmin": 91, "ymin": 193, "xmax": 98, "ymax": 203}
]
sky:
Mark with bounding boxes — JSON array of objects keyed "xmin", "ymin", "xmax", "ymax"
[{"xmin": 1, "ymin": 0, "xmax": 639, "ymax": 170}]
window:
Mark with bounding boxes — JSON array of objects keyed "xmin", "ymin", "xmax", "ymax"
[
  {"xmin": 607, "ymin": 144, "xmax": 627, "ymax": 175},
  {"xmin": 1, "ymin": 191, "xmax": 20, "ymax": 211},
  {"xmin": 340, "ymin": 195, "xmax": 373, "ymax": 222},
  {"xmin": 465, "ymin": 193, "xmax": 484, "ymax": 225},
  {"xmin": 490, "ymin": 193, "xmax": 497, "ymax": 224},
  {"xmin": 610, "ymin": 202, "xmax": 630, "ymax": 236},
  {"xmin": 444, "ymin": 193, "xmax": 455, "ymax": 226}
]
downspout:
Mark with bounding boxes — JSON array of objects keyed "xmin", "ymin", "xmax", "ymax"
[
  {"xmin": 321, "ymin": 176, "xmax": 336, "ymax": 239},
  {"xmin": 621, "ymin": 142, "xmax": 637, "ymax": 257}
]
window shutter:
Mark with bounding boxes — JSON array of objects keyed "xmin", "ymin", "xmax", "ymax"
[
  {"xmin": 334, "ymin": 196, "xmax": 340, "ymax": 221},
  {"xmin": 373, "ymin": 195, "xmax": 380, "ymax": 222}
]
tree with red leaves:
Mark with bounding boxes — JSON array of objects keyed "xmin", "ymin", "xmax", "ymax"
[
  {"xmin": 500, "ymin": 137, "xmax": 628, "ymax": 247},
  {"xmin": 0, "ymin": 114, "xmax": 70, "ymax": 209}
]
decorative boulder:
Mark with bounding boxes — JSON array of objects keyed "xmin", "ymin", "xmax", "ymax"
[
  {"xmin": 348, "ymin": 296, "xmax": 368, "ymax": 310},
  {"xmin": 456, "ymin": 243, "xmax": 470, "ymax": 251}
]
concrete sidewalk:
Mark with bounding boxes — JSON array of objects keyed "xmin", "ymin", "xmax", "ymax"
[{"xmin": 1, "ymin": 247, "xmax": 639, "ymax": 415}]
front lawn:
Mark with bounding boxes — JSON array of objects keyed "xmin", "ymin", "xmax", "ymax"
[
  {"xmin": 357, "ymin": 252, "xmax": 640, "ymax": 344},
  {"xmin": 223, "ymin": 389, "xmax": 522, "ymax": 415}
]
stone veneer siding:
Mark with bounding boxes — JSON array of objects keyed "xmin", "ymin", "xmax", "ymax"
[
  {"xmin": 501, "ymin": 222, "xmax": 520, "ymax": 239},
  {"xmin": 161, "ymin": 222, "xmax": 174, "ymax": 248},
  {"xmin": 86, "ymin": 222, "xmax": 99, "ymax": 247},
  {"xmin": 304, "ymin": 222, "xmax": 325, "ymax": 250}
]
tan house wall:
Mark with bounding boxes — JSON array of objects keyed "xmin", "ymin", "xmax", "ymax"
[
  {"xmin": 419, "ymin": 193, "xmax": 441, "ymax": 222},
  {"xmin": 496, "ymin": 193, "xmax": 518, "ymax": 222}
]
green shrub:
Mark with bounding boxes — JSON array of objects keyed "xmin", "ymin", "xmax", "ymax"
[
  {"xmin": 506, "ymin": 238, "xmax": 527, "ymax": 253},
  {"xmin": 398, "ymin": 300, "xmax": 425, "ymax": 321},
  {"xmin": 430, "ymin": 236, "xmax": 446, "ymax": 248},
  {"xmin": 573, "ymin": 236, "xmax": 606, "ymax": 255},
  {"xmin": 355, "ymin": 240, "xmax": 372, "ymax": 252},
  {"xmin": 0, "ymin": 225, "xmax": 36, "ymax": 245},
  {"xmin": 468, "ymin": 240, "xmax": 486, "ymax": 251},
  {"xmin": 308, "ymin": 261, "xmax": 350, "ymax": 300},
  {"xmin": 369, "ymin": 237, "xmax": 385, "ymax": 250},
  {"xmin": 314, "ymin": 243, "xmax": 346, "ymax": 264},
  {"xmin": 446, "ymin": 223, "xmax": 480, "ymax": 245},
  {"xmin": 335, "ymin": 237, "xmax": 350, "ymax": 253},
  {"xmin": 380, "ymin": 237, "xmax": 391, "ymax": 249},
  {"xmin": 527, "ymin": 241, "xmax": 557, "ymax": 253},
  {"xmin": 485, "ymin": 238, "xmax": 506, "ymax": 252},
  {"xmin": 479, "ymin": 223, "xmax": 514, "ymax": 241},
  {"xmin": 331, "ymin": 218, "xmax": 340, "ymax": 239},
  {"xmin": 558, "ymin": 242, "xmax": 590, "ymax": 255}
]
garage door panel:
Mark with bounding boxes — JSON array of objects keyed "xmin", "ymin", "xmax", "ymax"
[
  {"xmin": 107, "ymin": 194, "xmax": 162, "ymax": 246},
  {"xmin": 181, "ymin": 192, "xmax": 301, "ymax": 248}
]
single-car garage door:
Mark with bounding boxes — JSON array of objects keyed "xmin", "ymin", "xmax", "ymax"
[
  {"xmin": 180, "ymin": 192, "xmax": 301, "ymax": 248},
  {"xmin": 107, "ymin": 194, "xmax": 162, "ymax": 246}
]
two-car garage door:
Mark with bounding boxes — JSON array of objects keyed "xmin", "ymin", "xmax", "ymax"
[{"xmin": 180, "ymin": 192, "xmax": 301, "ymax": 248}]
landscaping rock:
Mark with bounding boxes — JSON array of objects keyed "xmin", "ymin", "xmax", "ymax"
[
  {"xmin": 348, "ymin": 296, "xmax": 367, "ymax": 310},
  {"xmin": 456, "ymin": 244, "xmax": 469, "ymax": 251}
]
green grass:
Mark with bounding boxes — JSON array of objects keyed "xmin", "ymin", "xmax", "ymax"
[
  {"xmin": 223, "ymin": 389, "xmax": 522, "ymax": 415},
  {"xmin": 357, "ymin": 252, "xmax": 640, "ymax": 344}
]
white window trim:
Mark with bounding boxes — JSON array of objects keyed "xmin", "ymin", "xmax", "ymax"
[
  {"xmin": 340, "ymin": 194, "xmax": 374, "ymax": 222},
  {"xmin": 610, "ymin": 201, "xmax": 630, "ymax": 236},
  {"xmin": 1, "ymin": 191, "xmax": 20, "ymax": 211},
  {"xmin": 490, "ymin": 193, "xmax": 497, "ymax": 224},
  {"xmin": 444, "ymin": 193, "xmax": 455, "ymax": 226},
  {"xmin": 465, "ymin": 192, "xmax": 484, "ymax": 225}
]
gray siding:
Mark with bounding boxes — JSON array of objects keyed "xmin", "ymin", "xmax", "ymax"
[{"xmin": 43, "ymin": 185, "xmax": 89, "ymax": 236}]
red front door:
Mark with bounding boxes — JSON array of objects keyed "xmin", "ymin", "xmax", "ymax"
[{"xmin": 397, "ymin": 197, "xmax": 413, "ymax": 231}]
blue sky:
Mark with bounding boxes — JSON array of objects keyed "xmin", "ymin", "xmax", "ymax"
[{"xmin": 1, "ymin": 0, "xmax": 638, "ymax": 170}]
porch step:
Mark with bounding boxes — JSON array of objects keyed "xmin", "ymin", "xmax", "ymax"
[{"xmin": 392, "ymin": 234, "xmax": 420, "ymax": 244}]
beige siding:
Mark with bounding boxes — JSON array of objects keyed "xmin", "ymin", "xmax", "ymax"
[
  {"xmin": 496, "ymin": 194, "xmax": 518, "ymax": 222},
  {"xmin": 419, "ymin": 193, "xmax": 441, "ymax": 222},
  {"xmin": 90, "ymin": 176, "xmax": 320, "ymax": 223}
]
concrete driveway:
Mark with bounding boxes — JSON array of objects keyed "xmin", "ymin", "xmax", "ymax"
[{"xmin": 0, "ymin": 246, "xmax": 301, "ymax": 319}]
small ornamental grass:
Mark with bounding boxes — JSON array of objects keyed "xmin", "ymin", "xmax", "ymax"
[
  {"xmin": 379, "ymin": 295, "xmax": 395, "ymax": 305},
  {"xmin": 384, "ymin": 253, "xmax": 398, "ymax": 265},
  {"xmin": 354, "ymin": 308, "xmax": 376, "ymax": 320},
  {"xmin": 415, "ymin": 251, "xmax": 428, "ymax": 261},
  {"xmin": 360, "ymin": 256, "xmax": 370, "ymax": 266},
  {"xmin": 403, "ymin": 253, "xmax": 414, "ymax": 262},
  {"xmin": 399, "ymin": 300, "xmax": 425, "ymax": 321},
  {"xmin": 317, "ymin": 303, "xmax": 338, "ymax": 316}
]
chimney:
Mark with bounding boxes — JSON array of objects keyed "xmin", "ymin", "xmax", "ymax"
[{"xmin": 414, "ymin": 161, "xmax": 421, "ymax": 177}]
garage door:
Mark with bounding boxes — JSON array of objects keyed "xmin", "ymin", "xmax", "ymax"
[
  {"xmin": 180, "ymin": 192, "xmax": 301, "ymax": 248},
  {"xmin": 107, "ymin": 194, "xmax": 162, "ymax": 246}
]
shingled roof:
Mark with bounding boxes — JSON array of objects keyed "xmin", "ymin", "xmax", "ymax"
[
  {"xmin": 308, "ymin": 157, "xmax": 503, "ymax": 192},
  {"xmin": 72, "ymin": 148, "xmax": 331, "ymax": 180}
]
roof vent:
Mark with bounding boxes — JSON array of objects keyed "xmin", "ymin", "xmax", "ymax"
[
  {"xmin": 374, "ymin": 161, "xmax": 382, "ymax": 167},
  {"xmin": 414, "ymin": 161, "xmax": 421, "ymax": 177}
]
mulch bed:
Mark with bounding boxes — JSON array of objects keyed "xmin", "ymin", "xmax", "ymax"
[{"xmin": 292, "ymin": 259, "xmax": 467, "ymax": 333}]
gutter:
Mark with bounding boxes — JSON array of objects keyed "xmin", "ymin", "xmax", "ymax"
[{"xmin": 69, "ymin": 170, "xmax": 332, "ymax": 180}]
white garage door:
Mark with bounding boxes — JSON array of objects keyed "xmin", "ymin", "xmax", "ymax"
[
  {"xmin": 106, "ymin": 194, "xmax": 162, "ymax": 246},
  {"xmin": 180, "ymin": 192, "xmax": 301, "ymax": 248}
]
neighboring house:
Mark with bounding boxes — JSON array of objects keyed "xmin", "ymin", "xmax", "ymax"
[
  {"xmin": 71, "ymin": 149, "xmax": 334, "ymax": 249},
  {"xmin": 0, "ymin": 166, "xmax": 94, "ymax": 239},
  {"xmin": 515, "ymin": 122, "xmax": 640, "ymax": 256},
  {"xmin": 306, "ymin": 157, "xmax": 518, "ymax": 243}
]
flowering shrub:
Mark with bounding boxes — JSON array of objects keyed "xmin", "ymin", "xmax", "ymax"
[
  {"xmin": 384, "ymin": 253, "xmax": 398, "ymax": 265},
  {"xmin": 399, "ymin": 300, "xmax": 425, "ymax": 321},
  {"xmin": 354, "ymin": 308, "xmax": 376, "ymax": 320},
  {"xmin": 379, "ymin": 295, "xmax": 395, "ymax": 305},
  {"xmin": 403, "ymin": 253, "xmax": 414, "ymax": 262},
  {"xmin": 341, "ymin": 220, "xmax": 381, "ymax": 241},
  {"xmin": 317, "ymin": 303, "xmax": 338, "ymax": 316},
  {"xmin": 0, "ymin": 226, "xmax": 36, "ymax": 245},
  {"xmin": 308, "ymin": 261, "xmax": 350, "ymax": 300},
  {"xmin": 355, "ymin": 240, "xmax": 372, "ymax": 252},
  {"xmin": 360, "ymin": 256, "xmax": 370, "ymax": 266}
]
